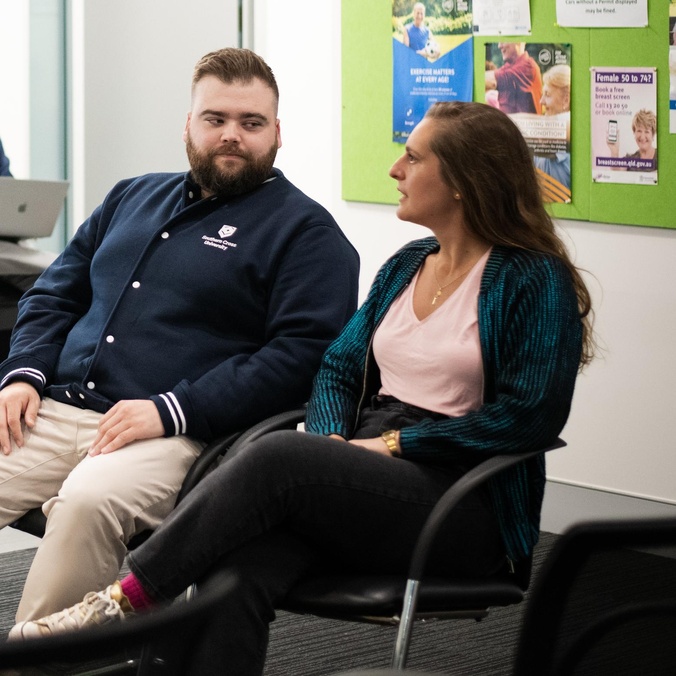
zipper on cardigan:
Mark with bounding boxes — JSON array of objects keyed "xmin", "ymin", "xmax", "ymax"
[{"xmin": 352, "ymin": 283, "xmax": 410, "ymax": 434}]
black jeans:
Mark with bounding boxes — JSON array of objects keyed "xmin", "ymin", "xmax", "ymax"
[{"xmin": 128, "ymin": 402, "xmax": 504, "ymax": 675}]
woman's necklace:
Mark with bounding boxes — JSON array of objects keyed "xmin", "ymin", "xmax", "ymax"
[{"xmin": 431, "ymin": 256, "xmax": 475, "ymax": 305}]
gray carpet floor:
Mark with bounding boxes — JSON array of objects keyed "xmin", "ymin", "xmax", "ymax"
[{"xmin": 0, "ymin": 533, "xmax": 559, "ymax": 675}]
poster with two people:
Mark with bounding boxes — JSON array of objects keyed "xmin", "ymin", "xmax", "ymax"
[{"xmin": 485, "ymin": 43, "xmax": 572, "ymax": 203}]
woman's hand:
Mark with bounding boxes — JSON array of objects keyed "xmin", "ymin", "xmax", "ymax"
[{"xmin": 349, "ymin": 437, "xmax": 395, "ymax": 457}]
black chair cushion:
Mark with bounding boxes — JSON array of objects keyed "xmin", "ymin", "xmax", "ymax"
[
  {"xmin": 11, "ymin": 508, "xmax": 47, "ymax": 538},
  {"xmin": 281, "ymin": 571, "xmax": 525, "ymax": 620}
]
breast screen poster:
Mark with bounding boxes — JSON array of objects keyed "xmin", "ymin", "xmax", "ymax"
[
  {"xmin": 392, "ymin": 0, "xmax": 474, "ymax": 143},
  {"xmin": 591, "ymin": 67, "xmax": 657, "ymax": 185}
]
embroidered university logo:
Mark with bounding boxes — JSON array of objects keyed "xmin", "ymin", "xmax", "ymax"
[
  {"xmin": 218, "ymin": 225, "xmax": 237, "ymax": 239},
  {"xmin": 202, "ymin": 224, "xmax": 238, "ymax": 252}
]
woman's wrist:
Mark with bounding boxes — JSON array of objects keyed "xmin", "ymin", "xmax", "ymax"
[{"xmin": 381, "ymin": 430, "xmax": 402, "ymax": 457}]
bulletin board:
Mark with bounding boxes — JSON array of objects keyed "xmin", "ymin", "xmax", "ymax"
[{"xmin": 342, "ymin": 0, "xmax": 675, "ymax": 229}]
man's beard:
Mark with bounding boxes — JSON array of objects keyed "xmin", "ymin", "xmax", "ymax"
[{"xmin": 186, "ymin": 133, "xmax": 278, "ymax": 198}]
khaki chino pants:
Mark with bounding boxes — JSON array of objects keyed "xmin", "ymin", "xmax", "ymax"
[{"xmin": 0, "ymin": 398, "xmax": 202, "ymax": 621}]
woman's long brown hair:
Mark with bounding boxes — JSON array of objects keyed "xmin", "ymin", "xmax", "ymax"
[{"xmin": 425, "ymin": 101, "xmax": 594, "ymax": 367}]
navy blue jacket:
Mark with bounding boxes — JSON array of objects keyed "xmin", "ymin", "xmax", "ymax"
[{"xmin": 0, "ymin": 169, "xmax": 359, "ymax": 441}]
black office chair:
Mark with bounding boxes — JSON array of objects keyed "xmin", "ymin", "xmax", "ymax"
[
  {"xmin": 512, "ymin": 516, "xmax": 676, "ymax": 676},
  {"xmin": 330, "ymin": 517, "xmax": 676, "ymax": 676},
  {"xmin": 0, "ymin": 569, "xmax": 235, "ymax": 675},
  {"xmin": 188, "ymin": 409, "xmax": 565, "ymax": 670}
]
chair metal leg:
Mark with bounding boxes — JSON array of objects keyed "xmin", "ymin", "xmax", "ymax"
[{"xmin": 391, "ymin": 579, "xmax": 420, "ymax": 669}]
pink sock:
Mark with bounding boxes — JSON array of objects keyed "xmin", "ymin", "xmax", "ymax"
[{"xmin": 120, "ymin": 573, "xmax": 157, "ymax": 611}]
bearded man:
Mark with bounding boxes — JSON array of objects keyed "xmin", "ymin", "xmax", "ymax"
[{"xmin": 0, "ymin": 48, "xmax": 359, "ymax": 622}]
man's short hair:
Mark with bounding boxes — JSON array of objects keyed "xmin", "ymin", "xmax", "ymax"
[{"xmin": 192, "ymin": 48, "xmax": 279, "ymax": 106}]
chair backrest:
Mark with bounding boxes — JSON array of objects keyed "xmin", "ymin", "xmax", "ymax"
[
  {"xmin": 513, "ymin": 517, "xmax": 676, "ymax": 676},
  {"xmin": 0, "ymin": 571, "xmax": 235, "ymax": 674}
]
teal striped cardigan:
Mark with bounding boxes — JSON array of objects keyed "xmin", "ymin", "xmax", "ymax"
[{"xmin": 305, "ymin": 238, "xmax": 583, "ymax": 561}]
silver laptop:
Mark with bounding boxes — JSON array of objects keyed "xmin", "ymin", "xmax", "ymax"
[{"xmin": 0, "ymin": 177, "xmax": 69, "ymax": 240}]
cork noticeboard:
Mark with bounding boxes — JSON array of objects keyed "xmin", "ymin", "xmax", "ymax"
[{"xmin": 342, "ymin": 0, "xmax": 674, "ymax": 229}]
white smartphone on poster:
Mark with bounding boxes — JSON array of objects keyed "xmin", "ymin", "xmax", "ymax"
[{"xmin": 607, "ymin": 119, "xmax": 618, "ymax": 143}]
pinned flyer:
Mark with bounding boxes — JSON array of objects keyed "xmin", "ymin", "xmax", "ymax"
[
  {"xmin": 670, "ymin": 3, "xmax": 676, "ymax": 133},
  {"xmin": 591, "ymin": 67, "xmax": 657, "ymax": 185},
  {"xmin": 556, "ymin": 0, "xmax": 647, "ymax": 28},
  {"xmin": 671, "ymin": 46, "xmax": 676, "ymax": 134},
  {"xmin": 473, "ymin": 0, "xmax": 531, "ymax": 35},
  {"xmin": 485, "ymin": 43, "xmax": 572, "ymax": 203},
  {"xmin": 392, "ymin": 0, "xmax": 474, "ymax": 143}
]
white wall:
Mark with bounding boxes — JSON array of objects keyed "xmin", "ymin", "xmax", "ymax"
[
  {"xmin": 70, "ymin": 0, "xmax": 240, "ymax": 226},
  {"xmin": 0, "ymin": 4, "xmax": 30, "ymax": 178},
  {"xmin": 0, "ymin": 1, "xmax": 65, "ymax": 185},
  {"xmin": 553, "ymin": 220, "xmax": 676, "ymax": 502},
  {"xmin": 253, "ymin": 1, "xmax": 676, "ymax": 505}
]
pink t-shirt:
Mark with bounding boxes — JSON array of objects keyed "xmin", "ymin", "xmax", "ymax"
[{"xmin": 373, "ymin": 248, "xmax": 491, "ymax": 417}]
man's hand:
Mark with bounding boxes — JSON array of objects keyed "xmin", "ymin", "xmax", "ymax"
[
  {"xmin": 89, "ymin": 399, "xmax": 164, "ymax": 456},
  {"xmin": 0, "ymin": 382, "xmax": 41, "ymax": 455}
]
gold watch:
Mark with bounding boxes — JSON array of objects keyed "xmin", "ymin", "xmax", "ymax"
[{"xmin": 381, "ymin": 430, "xmax": 401, "ymax": 457}]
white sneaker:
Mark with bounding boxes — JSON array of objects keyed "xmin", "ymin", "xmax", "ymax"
[{"xmin": 8, "ymin": 581, "xmax": 133, "ymax": 640}]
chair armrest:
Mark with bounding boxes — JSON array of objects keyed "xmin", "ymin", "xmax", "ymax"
[
  {"xmin": 176, "ymin": 408, "xmax": 307, "ymax": 503},
  {"xmin": 226, "ymin": 407, "xmax": 307, "ymax": 458},
  {"xmin": 176, "ymin": 430, "xmax": 245, "ymax": 503},
  {"xmin": 408, "ymin": 438, "xmax": 567, "ymax": 581}
]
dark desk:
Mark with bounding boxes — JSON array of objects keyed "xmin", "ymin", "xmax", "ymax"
[{"xmin": 0, "ymin": 240, "xmax": 56, "ymax": 359}]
